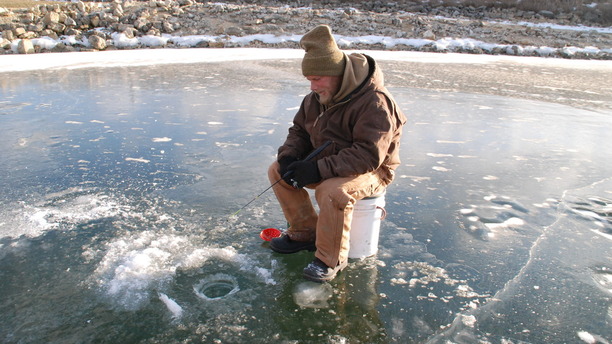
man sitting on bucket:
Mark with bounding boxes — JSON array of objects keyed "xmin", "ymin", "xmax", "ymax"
[{"xmin": 268, "ymin": 25, "xmax": 407, "ymax": 283}]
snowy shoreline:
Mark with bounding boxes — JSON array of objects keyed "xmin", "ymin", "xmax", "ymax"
[
  {"xmin": 3, "ymin": 47, "xmax": 612, "ymax": 74},
  {"xmin": 12, "ymin": 28, "xmax": 612, "ymax": 60}
]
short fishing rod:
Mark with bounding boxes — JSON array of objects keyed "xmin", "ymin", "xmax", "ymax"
[{"xmin": 230, "ymin": 140, "xmax": 332, "ymax": 218}]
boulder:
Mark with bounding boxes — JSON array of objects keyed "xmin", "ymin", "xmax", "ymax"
[
  {"xmin": 0, "ymin": 38, "xmax": 10, "ymax": 49},
  {"xmin": 21, "ymin": 31, "xmax": 37, "ymax": 39},
  {"xmin": 88, "ymin": 35, "xmax": 106, "ymax": 50},
  {"xmin": 162, "ymin": 21, "xmax": 174, "ymax": 33},
  {"xmin": 42, "ymin": 12, "xmax": 60, "ymax": 25},
  {"xmin": 21, "ymin": 12, "xmax": 35, "ymax": 24},
  {"xmin": 538, "ymin": 10, "xmax": 555, "ymax": 19},
  {"xmin": 2, "ymin": 29, "xmax": 15, "ymax": 41},
  {"xmin": 64, "ymin": 28, "xmax": 80, "ymax": 36},
  {"xmin": 76, "ymin": 1, "xmax": 86, "ymax": 13},
  {"xmin": 90, "ymin": 15, "xmax": 100, "ymax": 27},
  {"xmin": 422, "ymin": 29, "xmax": 435, "ymax": 40},
  {"xmin": 65, "ymin": 16, "xmax": 77, "ymax": 26},
  {"xmin": 14, "ymin": 27, "xmax": 26, "ymax": 37},
  {"xmin": 17, "ymin": 38, "xmax": 34, "ymax": 53},
  {"xmin": 51, "ymin": 42, "xmax": 75, "ymax": 52},
  {"xmin": 41, "ymin": 29, "xmax": 59, "ymax": 39},
  {"xmin": 48, "ymin": 23, "xmax": 66, "ymax": 33},
  {"xmin": 27, "ymin": 22, "xmax": 45, "ymax": 32}
]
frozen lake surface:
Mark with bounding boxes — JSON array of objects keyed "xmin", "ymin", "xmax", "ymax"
[{"xmin": 1, "ymin": 49, "xmax": 611, "ymax": 343}]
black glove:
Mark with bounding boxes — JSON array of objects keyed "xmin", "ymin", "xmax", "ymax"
[
  {"xmin": 278, "ymin": 156, "xmax": 297, "ymax": 184},
  {"xmin": 286, "ymin": 160, "xmax": 321, "ymax": 188}
]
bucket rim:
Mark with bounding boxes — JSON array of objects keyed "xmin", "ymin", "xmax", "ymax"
[{"xmin": 360, "ymin": 191, "xmax": 386, "ymax": 200}]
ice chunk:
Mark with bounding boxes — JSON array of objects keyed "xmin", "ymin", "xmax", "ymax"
[
  {"xmin": 293, "ymin": 282, "xmax": 333, "ymax": 309},
  {"xmin": 159, "ymin": 293, "xmax": 183, "ymax": 319},
  {"xmin": 577, "ymin": 331, "xmax": 596, "ymax": 344}
]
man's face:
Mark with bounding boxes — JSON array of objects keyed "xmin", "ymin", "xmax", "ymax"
[{"xmin": 306, "ymin": 75, "xmax": 342, "ymax": 105}]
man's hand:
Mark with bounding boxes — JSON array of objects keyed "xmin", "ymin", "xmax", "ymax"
[
  {"xmin": 287, "ymin": 160, "xmax": 321, "ymax": 188},
  {"xmin": 278, "ymin": 156, "xmax": 297, "ymax": 185}
]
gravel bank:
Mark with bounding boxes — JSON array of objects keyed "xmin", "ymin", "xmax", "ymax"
[{"xmin": 1, "ymin": 0, "xmax": 611, "ymax": 59}]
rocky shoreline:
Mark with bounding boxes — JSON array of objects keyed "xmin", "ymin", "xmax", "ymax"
[{"xmin": 1, "ymin": 0, "xmax": 611, "ymax": 59}]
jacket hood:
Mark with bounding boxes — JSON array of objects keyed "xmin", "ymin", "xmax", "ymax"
[{"xmin": 332, "ymin": 53, "xmax": 378, "ymax": 104}]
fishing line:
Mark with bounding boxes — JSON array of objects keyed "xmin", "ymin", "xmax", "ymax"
[{"xmin": 229, "ymin": 140, "xmax": 332, "ymax": 218}]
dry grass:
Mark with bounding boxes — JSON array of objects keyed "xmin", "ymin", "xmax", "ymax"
[{"xmin": 0, "ymin": 0, "xmax": 54, "ymax": 9}]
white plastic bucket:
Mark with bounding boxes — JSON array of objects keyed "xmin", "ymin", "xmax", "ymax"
[{"xmin": 348, "ymin": 193, "xmax": 386, "ymax": 259}]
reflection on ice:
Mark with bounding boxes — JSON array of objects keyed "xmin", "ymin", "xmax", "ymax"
[
  {"xmin": 591, "ymin": 267, "xmax": 612, "ymax": 295},
  {"xmin": 293, "ymin": 282, "xmax": 334, "ymax": 309},
  {"xmin": 457, "ymin": 194, "xmax": 531, "ymax": 240}
]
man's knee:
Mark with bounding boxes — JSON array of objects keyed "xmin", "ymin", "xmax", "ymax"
[
  {"xmin": 315, "ymin": 179, "xmax": 354, "ymax": 211},
  {"xmin": 268, "ymin": 161, "xmax": 280, "ymax": 181}
]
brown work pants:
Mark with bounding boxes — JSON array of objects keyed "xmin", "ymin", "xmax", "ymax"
[{"xmin": 268, "ymin": 161, "xmax": 390, "ymax": 268}]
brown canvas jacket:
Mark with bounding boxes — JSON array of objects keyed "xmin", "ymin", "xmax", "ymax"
[{"xmin": 278, "ymin": 53, "xmax": 407, "ymax": 182}]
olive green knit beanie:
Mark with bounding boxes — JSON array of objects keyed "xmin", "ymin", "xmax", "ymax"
[{"xmin": 300, "ymin": 25, "xmax": 346, "ymax": 76}]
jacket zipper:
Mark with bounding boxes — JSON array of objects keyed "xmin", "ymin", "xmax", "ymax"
[{"xmin": 313, "ymin": 98, "xmax": 351, "ymax": 128}]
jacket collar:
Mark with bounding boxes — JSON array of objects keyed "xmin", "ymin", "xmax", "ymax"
[{"xmin": 330, "ymin": 53, "xmax": 377, "ymax": 105}]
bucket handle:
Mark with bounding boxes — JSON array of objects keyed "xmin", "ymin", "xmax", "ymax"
[{"xmin": 377, "ymin": 206, "xmax": 387, "ymax": 220}]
